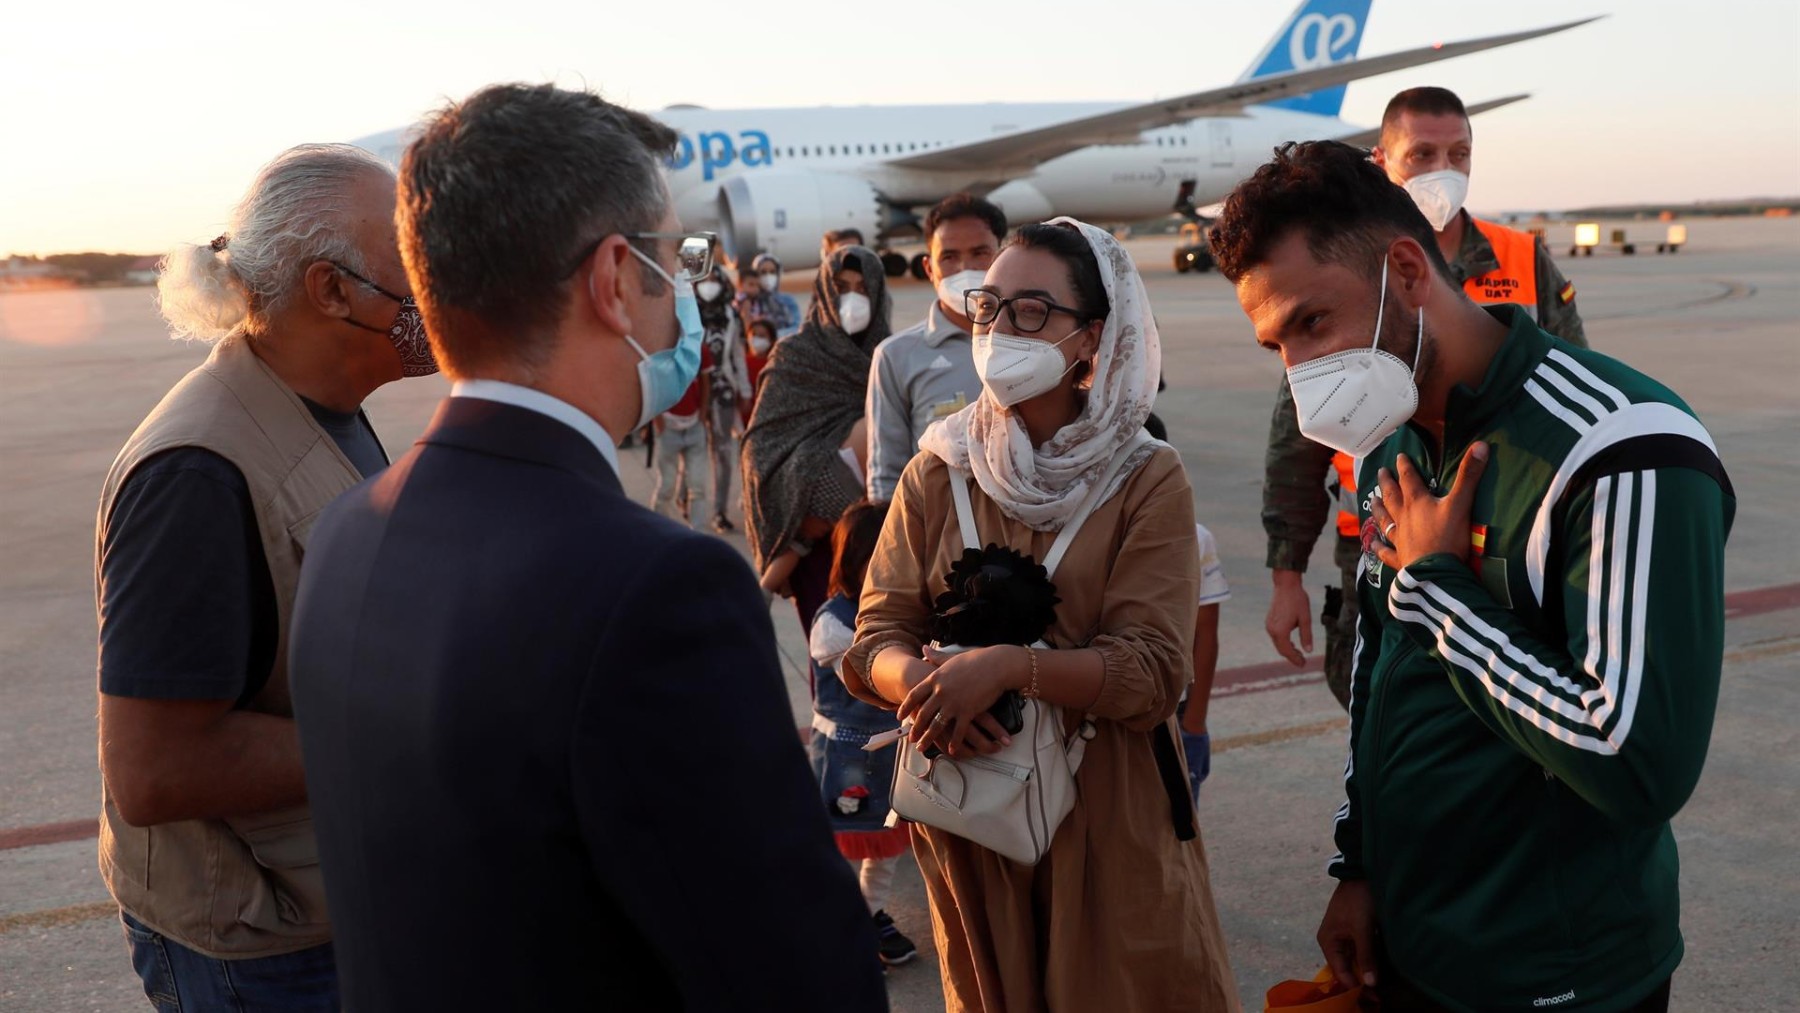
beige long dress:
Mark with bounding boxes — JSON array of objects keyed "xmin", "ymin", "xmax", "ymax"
[{"xmin": 842, "ymin": 447, "xmax": 1240, "ymax": 1013}]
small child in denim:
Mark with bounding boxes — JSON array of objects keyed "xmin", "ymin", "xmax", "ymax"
[{"xmin": 808, "ymin": 499, "xmax": 918, "ymax": 966}]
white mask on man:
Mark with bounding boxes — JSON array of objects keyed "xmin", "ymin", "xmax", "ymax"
[
  {"xmin": 934, "ymin": 269, "xmax": 987, "ymax": 316},
  {"xmin": 1403, "ymin": 169, "xmax": 1470, "ymax": 232},
  {"xmin": 1283, "ymin": 258, "xmax": 1423, "ymax": 458},
  {"xmin": 838, "ymin": 292, "xmax": 871, "ymax": 335},
  {"xmin": 696, "ymin": 279, "xmax": 723, "ymax": 302}
]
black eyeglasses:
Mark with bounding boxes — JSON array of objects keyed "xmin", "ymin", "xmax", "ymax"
[
  {"xmin": 331, "ymin": 261, "xmax": 409, "ymax": 304},
  {"xmin": 564, "ymin": 231, "xmax": 717, "ymax": 281},
  {"xmin": 964, "ymin": 289, "xmax": 1092, "ymax": 334}
]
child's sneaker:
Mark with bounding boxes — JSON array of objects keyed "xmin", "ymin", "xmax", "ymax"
[{"xmin": 872, "ymin": 910, "xmax": 918, "ymax": 966}]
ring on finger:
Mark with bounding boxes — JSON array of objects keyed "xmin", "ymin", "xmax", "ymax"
[{"xmin": 1383, "ymin": 521, "xmax": 1397, "ymax": 538}]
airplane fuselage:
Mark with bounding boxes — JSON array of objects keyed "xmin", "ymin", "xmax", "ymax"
[{"xmin": 656, "ymin": 102, "xmax": 1361, "ymax": 259}]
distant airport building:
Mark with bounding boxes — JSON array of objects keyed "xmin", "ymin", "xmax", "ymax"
[
  {"xmin": 123, "ymin": 256, "xmax": 160, "ymax": 285},
  {"xmin": 0, "ymin": 257, "xmax": 64, "ymax": 290}
]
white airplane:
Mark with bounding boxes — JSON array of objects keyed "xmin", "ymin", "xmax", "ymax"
[{"xmin": 355, "ymin": 0, "xmax": 1595, "ymax": 277}]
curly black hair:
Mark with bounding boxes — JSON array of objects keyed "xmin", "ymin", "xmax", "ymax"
[{"xmin": 1209, "ymin": 140, "xmax": 1450, "ymax": 285}]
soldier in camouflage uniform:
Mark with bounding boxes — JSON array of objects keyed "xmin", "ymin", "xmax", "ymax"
[{"xmin": 1262, "ymin": 87, "xmax": 1587, "ymax": 708}]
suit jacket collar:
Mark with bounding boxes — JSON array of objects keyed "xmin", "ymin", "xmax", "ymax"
[{"xmin": 417, "ymin": 396, "xmax": 623, "ymax": 495}]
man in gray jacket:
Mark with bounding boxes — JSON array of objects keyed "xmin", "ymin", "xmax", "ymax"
[{"xmin": 864, "ymin": 193, "xmax": 1006, "ymax": 500}]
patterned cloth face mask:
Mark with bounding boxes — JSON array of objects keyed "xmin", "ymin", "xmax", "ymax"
[{"xmin": 334, "ymin": 262, "xmax": 439, "ymax": 377}]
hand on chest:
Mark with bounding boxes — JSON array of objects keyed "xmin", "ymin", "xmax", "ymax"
[{"xmin": 1360, "ymin": 440, "xmax": 1525, "ymax": 608}]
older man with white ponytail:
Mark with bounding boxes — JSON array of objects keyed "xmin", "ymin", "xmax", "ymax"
[{"xmin": 94, "ymin": 142, "xmax": 433, "ymax": 1010}]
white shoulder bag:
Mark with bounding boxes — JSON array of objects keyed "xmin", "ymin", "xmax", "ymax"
[{"xmin": 886, "ymin": 431, "xmax": 1149, "ymax": 865}]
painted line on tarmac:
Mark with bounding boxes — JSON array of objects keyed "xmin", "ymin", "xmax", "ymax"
[
  {"xmin": 1724, "ymin": 582, "xmax": 1800, "ymax": 621},
  {"xmin": 2, "ymin": 585, "xmax": 1792, "ymax": 857},
  {"xmin": 1212, "ymin": 659, "xmax": 1323, "ymax": 698},
  {"xmin": 0, "ymin": 819, "xmax": 95, "ymax": 851},
  {"xmin": 1213, "ymin": 717, "xmax": 1347, "ymax": 754},
  {"xmin": 0, "ymin": 645, "xmax": 1790, "ymax": 935},
  {"xmin": 0, "ymin": 900, "xmax": 116, "ymax": 935}
]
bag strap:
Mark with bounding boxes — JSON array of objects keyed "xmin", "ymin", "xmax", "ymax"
[
  {"xmin": 1150, "ymin": 722, "xmax": 1199, "ymax": 841},
  {"xmin": 945, "ymin": 430, "xmax": 1151, "ymax": 578},
  {"xmin": 948, "ymin": 466, "xmax": 981, "ymax": 552},
  {"xmin": 1041, "ymin": 430, "xmax": 1150, "ymax": 579}
]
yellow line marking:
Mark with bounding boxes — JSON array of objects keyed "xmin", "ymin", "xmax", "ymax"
[
  {"xmin": 0, "ymin": 900, "xmax": 116, "ymax": 935},
  {"xmin": 1214, "ymin": 717, "xmax": 1348, "ymax": 754}
]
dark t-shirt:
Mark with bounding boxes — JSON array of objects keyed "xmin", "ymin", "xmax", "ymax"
[{"xmin": 97, "ymin": 401, "xmax": 386, "ymax": 703}]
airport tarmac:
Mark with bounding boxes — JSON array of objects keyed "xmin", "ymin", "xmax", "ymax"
[{"xmin": 1, "ymin": 216, "xmax": 1795, "ymax": 1011}]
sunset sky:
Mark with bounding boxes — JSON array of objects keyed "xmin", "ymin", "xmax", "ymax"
[{"xmin": 2, "ymin": 0, "xmax": 1796, "ymax": 256}]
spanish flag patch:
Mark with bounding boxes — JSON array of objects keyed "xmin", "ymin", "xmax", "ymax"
[{"xmin": 1559, "ymin": 280, "xmax": 1577, "ymax": 304}]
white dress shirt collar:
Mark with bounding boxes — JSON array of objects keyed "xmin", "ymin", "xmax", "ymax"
[{"xmin": 449, "ymin": 379, "xmax": 621, "ymax": 477}]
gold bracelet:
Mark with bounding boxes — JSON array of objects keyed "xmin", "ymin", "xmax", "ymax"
[{"xmin": 1022, "ymin": 645, "xmax": 1040, "ymax": 700}]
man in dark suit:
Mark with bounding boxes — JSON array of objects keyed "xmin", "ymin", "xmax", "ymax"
[{"xmin": 288, "ymin": 83, "xmax": 887, "ymax": 1012}]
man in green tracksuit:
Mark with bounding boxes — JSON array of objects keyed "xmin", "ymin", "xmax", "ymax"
[
  {"xmin": 1213, "ymin": 140, "xmax": 1733, "ymax": 1012},
  {"xmin": 1262, "ymin": 86, "xmax": 1588, "ymax": 711}
]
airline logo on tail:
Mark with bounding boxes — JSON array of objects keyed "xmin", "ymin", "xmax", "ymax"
[
  {"xmin": 1240, "ymin": 0, "xmax": 1372, "ymax": 118},
  {"xmin": 1291, "ymin": 11, "xmax": 1360, "ymax": 69}
]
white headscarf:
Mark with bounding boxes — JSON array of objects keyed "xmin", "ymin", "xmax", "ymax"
[{"xmin": 918, "ymin": 217, "xmax": 1162, "ymax": 532}]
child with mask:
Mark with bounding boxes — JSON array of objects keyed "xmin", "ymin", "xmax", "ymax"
[
  {"xmin": 808, "ymin": 499, "xmax": 919, "ymax": 967},
  {"xmin": 741, "ymin": 318, "xmax": 776, "ymax": 427},
  {"xmin": 741, "ymin": 246, "xmax": 891, "ymax": 634},
  {"xmin": 735, "ymin": 252, "xmax": 801, "ymax": 339}
]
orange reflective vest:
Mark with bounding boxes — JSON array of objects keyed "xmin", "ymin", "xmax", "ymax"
[
  {"xmin": 1463, "ymin": 218, "xmax": 1540, "ymax": 320},
  {"xmin": 1332, "ymin": 451, "xmax": 1360, "ymax": 537},
  {"xmin": 1329, "ymin": 218, "xmax": 1541, "ymax": 537}
]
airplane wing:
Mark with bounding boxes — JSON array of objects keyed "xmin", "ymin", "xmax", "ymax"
[
  {"xmin": 885, "ymin": 17, "xmax": 1599, "ymax": 174},
  {"xmin": 1327, "ymin": 93, "xmax": 1533, "ymax": 150}
]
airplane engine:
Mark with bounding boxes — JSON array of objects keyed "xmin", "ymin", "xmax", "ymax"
[{"xmin": 716, "ymin": 170, "xmax": 887, "ymax": 272}]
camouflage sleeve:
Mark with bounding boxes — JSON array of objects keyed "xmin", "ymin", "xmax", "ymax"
[
  {"xmin": 1534, "ymin": 237, "xmax": 1588, "ymax": 348},
  {"xmin": 1262, "ymin": 377, "xmax": 1336, "ymax": 573}
]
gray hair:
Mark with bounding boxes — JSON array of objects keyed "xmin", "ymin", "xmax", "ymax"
[
  {"xmin": 398, "ymin": 83, "xmax": 678, "ymax": 377},
  {"xmin": 156, "ymin": 143, "xmax": 394, "ymax": 341}
]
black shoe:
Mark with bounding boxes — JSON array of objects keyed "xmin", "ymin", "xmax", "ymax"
[
  {"xmin": 873, "ymin": 910, "xmax": 917, "ymax": 966},
  {"xmin": 711, "ymin": 514, "xmax": 735, "ymax": 534}
]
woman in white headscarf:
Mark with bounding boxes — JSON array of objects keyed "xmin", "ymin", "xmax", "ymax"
[{"xmin": 840, "ymin": 219, "xmax": 1238, "ymax": 1011}]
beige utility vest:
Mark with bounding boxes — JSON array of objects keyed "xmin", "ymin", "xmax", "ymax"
[{"xmin": 96, "ymin": 332, "xmax": 368, "ymax": 958}]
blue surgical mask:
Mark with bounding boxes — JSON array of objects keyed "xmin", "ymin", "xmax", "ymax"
[{"xmin": 621, "ymin": 245, "xmax": 704, "ymax": 429}]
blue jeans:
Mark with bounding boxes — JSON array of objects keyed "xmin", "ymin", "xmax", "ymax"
[{"xmin": 120, "ymin": 912, "xmax": 338, "ymax": 1012}]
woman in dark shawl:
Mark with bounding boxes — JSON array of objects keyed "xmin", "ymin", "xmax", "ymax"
[{"xmin": 742, "ymin": 244, "xmax": 892, "ymax": 632}]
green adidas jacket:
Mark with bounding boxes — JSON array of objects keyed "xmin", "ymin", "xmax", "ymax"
[{"xmin": 1328, "ymin": 307, "xmax": 1735, "ymax": 1011}]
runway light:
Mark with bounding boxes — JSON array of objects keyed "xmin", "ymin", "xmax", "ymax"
[{"xmin": 1574, "ymin": 223, "xmax": 1601, "ymax": 249}]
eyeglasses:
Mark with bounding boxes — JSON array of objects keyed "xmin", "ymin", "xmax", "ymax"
[
  {"xmin": 331, "ymin": 261, "xmax": 410, "ymax": 305},
  {"xmin": 964, "ymin": 289, "xmax": 1092, "ymax": 334},
  {"xmin": 565, "ymin": 231, "xmax": 717, "ymax": 282}
]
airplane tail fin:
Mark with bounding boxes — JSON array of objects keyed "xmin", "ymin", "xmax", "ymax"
[{"xmin": 1237, "ymin": 0, "xmax": 1373, "ymax": 118}]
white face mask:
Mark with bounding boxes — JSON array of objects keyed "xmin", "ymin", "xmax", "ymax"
[
  {"xmin": 758, "ymin": 272, "xmax": 780, "ymax": 293},
  {"xmin": 973, "ymin": 324, "xmax": 1085, "ymax": 408},
  {"xmin": 1283, "ymin": 258, "xmax": 1423, "ymax": 458},
  {"xmin": 934, "ymin": 268, "xmax": 987, "ymax": 316},
  {"xmin": 837, "ymin": 291, "xmax": 871, "ymax": 334},
  {"xmin": 1403, "ymin": 169, "xmax": 1469, "ymax": 232},
  {"xmin": 695, "ymin": 279, "xmax": 723, "ymax": 302},
  {"xmin": 750, "ymin": 336, "xmax": 772, "ymax": 354}
]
